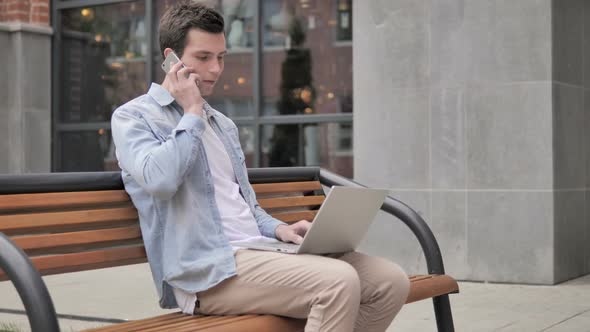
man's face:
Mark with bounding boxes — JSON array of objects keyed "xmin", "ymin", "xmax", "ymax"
[{"xmin": 177, "ymin": 28, "xmax": 226, "ymax": 97}]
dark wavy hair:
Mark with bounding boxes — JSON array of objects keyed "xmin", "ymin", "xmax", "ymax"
[{"xmin": 158, "ymin": 1, "xmax": 224, "ymax": 58}]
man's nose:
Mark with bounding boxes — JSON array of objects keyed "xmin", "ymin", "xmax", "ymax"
[{"xmin": 209, "ymin": 60, "xmax": 221, "ymax": 74}]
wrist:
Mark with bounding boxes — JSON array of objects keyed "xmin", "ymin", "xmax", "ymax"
[
  {"xmin": 275, "ymin": 224, "xmax": 287, "ymax": 240},
  {"xmin": 186, "ymin": 103, "xmax": 204, "ymax": 116}
]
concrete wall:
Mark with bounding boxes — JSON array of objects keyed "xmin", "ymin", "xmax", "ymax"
[
  {"xmin": 0, "ymin": 23, "xmax": 52, "ymax": 173},
  {"xmin": 552, "ymin": 0, "xmax": 590, "ymax": 283},
  {"xmin": 355, "ymin": 0, "xmax": 590, "ymax": 284}
]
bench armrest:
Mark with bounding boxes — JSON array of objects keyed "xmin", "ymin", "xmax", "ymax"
[
  {"xmin": 319, "ymin": 169, "xmax": 446, "ymax": 275},
  {"xmin": 0, "ymin": 233, "xmax": 59, "ymax": 332}
]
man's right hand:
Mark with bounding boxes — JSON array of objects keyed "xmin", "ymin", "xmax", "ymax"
[
  {"xmin": 166, "ymin": 60, "xmax": 204, "ymax": 116},
  {"xmin": 275, "ymin": 220, "xmax": 312, "ymax": 245}
]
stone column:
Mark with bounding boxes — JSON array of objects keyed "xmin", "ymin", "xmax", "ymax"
[
  {"xmin": 0, "ymin": 0, "xmax": 52, "ymax": 173},
  {"xmin": 354, "ymin": 0, "xmax": 589, "ymax": 284}
]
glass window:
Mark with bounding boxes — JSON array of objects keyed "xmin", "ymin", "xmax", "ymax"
[
  {"xmin": 55, "ymin": 0, "xmax": 353, "ymax": 174},
  {"xmin": 261, "ymin": 124, "xmax": 300, "ymax": 167},
  {"xmin": 60, "ymin": 2, "xmax": 147, "ymax": 123},
  {"xmin": 335, "ymin": 0, "xmax": 352, "ymax": 42},
  {"xmin": 58, "ymin": 2, "xmax": 147, "ymax": 171},
  {"xmin": 261, "ymin": 0, "xmax": 353, "ymax": 116},
  {"xmin": 59, "ymin": 129, "xmax": 116, "ymax": 172},
  {"xmin": 259, "ymin": 122, "xmax": 353, "ymax": 177}
]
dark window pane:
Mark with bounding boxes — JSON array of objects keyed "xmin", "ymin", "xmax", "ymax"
[
  {"xmin": 261, "ymin": 123, "xmax": 353, "ymax": 177},
  {"xmin": 60, "ymin": 2, "xmax": 147, "ymax": 123},
  {"xmin": 262, "ymin": 0, "xmax": 353, "ymax": 116},
  {"xmin": 60, "ymin": 130, "xmax": 117, "ymax": 172},
  {"xmin": 261, "ymin": 124, "xmax": 301, "ymax": 167},
  {"xmin": 317, "ymin": 122, "xmax": 353, "ymax": 178},
  {"xmin": 335, "ymin": 0, "xmax": 352, "ymax": 42}
]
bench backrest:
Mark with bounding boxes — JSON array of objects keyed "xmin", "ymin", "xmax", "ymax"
[{"xmin": 0, "ymin": 179, "xmax": 324, "ymax": 281}]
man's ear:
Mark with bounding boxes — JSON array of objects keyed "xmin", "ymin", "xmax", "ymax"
[{"xmin": 163, "ymin": 48, "xmax": 173, "ymax": 58}]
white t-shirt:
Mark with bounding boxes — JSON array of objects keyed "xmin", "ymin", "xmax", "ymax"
[{"xmin": 173, "ymin": 114, "xmax": 270, "ymax": 314}]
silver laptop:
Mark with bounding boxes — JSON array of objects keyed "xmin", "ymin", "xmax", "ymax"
[{"xmin": 234, "ymin": 186, "xmax": 389, "ymax": 254}]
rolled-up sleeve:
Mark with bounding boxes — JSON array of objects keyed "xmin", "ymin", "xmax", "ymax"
[{"xmin": 252, "ymin": 204, "xmax": 287, "ymax": 238}]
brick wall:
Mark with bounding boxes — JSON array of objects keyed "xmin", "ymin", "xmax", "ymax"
[{"xmin": 0, "ymin": 0, "xmax": 50, "ymax": 25}]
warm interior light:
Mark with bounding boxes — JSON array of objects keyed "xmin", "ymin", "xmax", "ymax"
[
  {"xmin": 81, "ymin": 8, "xmax": 94, "ymax": 19},
  {"xmin": 237, "ymin": 77, "xmax": 246, "ymax": 85},
  {"xmin": 304, "ymin": 107, "xmax": 313, "ymax": 114},
  {"xmin": 300, "ymin": 88, "xmax": 312, "ymax": 103},
  {"xmin": 327, "ymin": 92, "xmax": 335, "ymax": 99}
]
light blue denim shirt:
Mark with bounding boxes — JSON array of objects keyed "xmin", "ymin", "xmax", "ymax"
[{"xmin": 111, "ymin": 83, "xmax": 286, "ymax": 309}]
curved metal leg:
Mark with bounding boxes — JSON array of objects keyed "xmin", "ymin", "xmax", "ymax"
[
  {"xmin": 433, "ymin": 295, "xmax": 455, "ymax": 332},
  {"xmin": 0, "ymin": 233, "xmax": 59, "ymax": 332}
]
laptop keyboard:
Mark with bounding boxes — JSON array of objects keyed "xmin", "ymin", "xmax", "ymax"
[{"xmin": 259, "ymin": 241, "xmax": 300, "ymax": 251}]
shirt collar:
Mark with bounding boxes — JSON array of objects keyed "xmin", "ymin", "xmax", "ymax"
[{"xmin": 148, "ymin": 82, "xmax": 217, "ymax": 119}]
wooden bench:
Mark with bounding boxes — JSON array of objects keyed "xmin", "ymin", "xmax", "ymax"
[{"xmin": 0, "ymin": 167, "xmax": 459, "ymax": 332}]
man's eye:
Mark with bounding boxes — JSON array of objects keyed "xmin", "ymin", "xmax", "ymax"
[
  {"xmin": 218, "ymin": 56, "xmax": 224, "ymax": 61},
  {"xmin": 197, "ymin": 56, "xmax": 209, "ymax": 61}
]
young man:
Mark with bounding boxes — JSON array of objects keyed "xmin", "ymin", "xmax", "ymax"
[{"xmin": 111, "ymin": 2, "xmax": 409, "ymax": 331}]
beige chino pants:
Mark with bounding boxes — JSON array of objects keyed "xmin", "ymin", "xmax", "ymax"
[{"xmin": 196, "ymin": 250, "xmax": 410, "ymax": 332}]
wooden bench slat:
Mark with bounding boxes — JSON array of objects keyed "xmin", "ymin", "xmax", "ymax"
[
  {"xmin": 406, "ymin": 274, "xmax": 459, "ymax": 304},
  {"xmin": 140, "ymin": 316, "xmax": 223, "ymax": 332},
  {"xmin": 94, "ymin": 315, "xmax": 200, "ymax": 332},
  {"xmin": 0, "ymin": 246, "xmax": 147, "ymax": 281},
  {"xmin": 409, "ymin": 275, "xmax": 434, "ymax": 282},
  {"xmin": 0, "ymin": 207, "xmax": 138, "ymax": 235},
  {"xmin": 83, "ymin": 313, "xmax": 191, "ymax": 332},
  {"xmin": 251, "ymin": 181, "xmax": 322, "ymax": 194},
  {"xmin": 31, "ymin": 246, "xmax": 147, "ymax": 276},
  {"xmin": 170, "ymin": 316, "xmax": 230, "ymax": 332},
  {"xmin": 11, "ymin": 225, "xmax": 142, "ymax": 255},
  {"xmin": 83, "ymin": 314, "xmax": 306, "ymax": 332},
  {"xmin": 192, "ymin": 315, "xmax": 305, "ymax": 332},
  {"xmin": 140, "ymin": 315, "xmax": 255, "ymax": 332},
  {"xmin": 0, "ymin": 190, "xmax": 131, "ymax": 213},
  {"xmin": 258, "ymin": 196, "xmax": 324, "ymax": 210},
  {"xmin": 271, "ymin": 211, "xmax": 318, "ymax": 223},
  {"xmin": 98, "ymin": 315, "xmax": 237, "ymax": 332}
]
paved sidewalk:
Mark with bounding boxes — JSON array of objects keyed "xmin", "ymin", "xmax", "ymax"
[{"xmin": 1, "ymin": 263, "xmax": 589, "ymax": 331}]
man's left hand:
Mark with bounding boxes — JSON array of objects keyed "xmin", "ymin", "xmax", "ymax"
[{"xmin": 275, "ymin": 220, "xmax": 311, "ymax": 245}]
